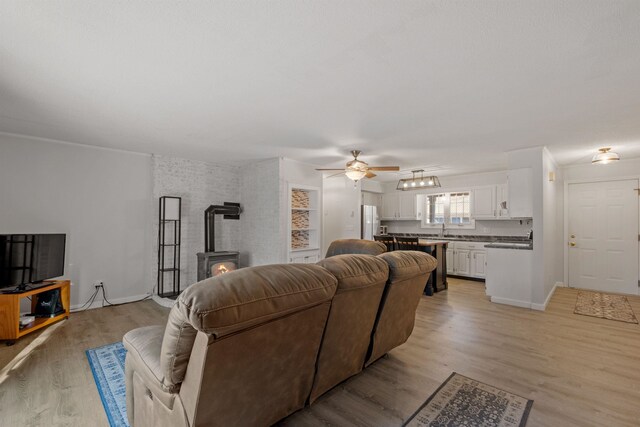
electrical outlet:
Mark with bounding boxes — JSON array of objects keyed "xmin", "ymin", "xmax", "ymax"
[{"xmin": 94, "ymin": 281, "xmax": 104, "ymax": 289}]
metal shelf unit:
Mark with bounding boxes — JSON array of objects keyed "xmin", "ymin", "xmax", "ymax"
[{"xmin": 157, "ymin": 197, "xmax": 182, "ymax": 298}]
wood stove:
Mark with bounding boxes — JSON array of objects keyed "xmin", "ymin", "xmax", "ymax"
[
  {"xmin": 197, "ymin": 251, "xmax": 240, "ymax": 281},
  {"xmin": 196, "ymin": 202, "xmax": 242, "ymax": 281}
]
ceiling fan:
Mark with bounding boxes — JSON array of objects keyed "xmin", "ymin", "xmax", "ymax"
[{"xmin": 316, "ymin": 150, "xmax": 400, "ymax": 181}]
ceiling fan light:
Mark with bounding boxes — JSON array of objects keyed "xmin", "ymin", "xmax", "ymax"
[
  {"xmin": 345, "ymin": 169, "xmax": 367, "ymax": 181},
  {"xmin": 592, "ymin": 147, "xmax": 620, "ymax": 165}
]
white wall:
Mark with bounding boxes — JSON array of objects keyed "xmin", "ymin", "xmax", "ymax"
[
  {"xmin": 380, "ymin": 170, "xmax": 509, "ymax": 193},
  {"xmin": 239, "ymin": 157, "xmax": 323, "ymax": 266},
  {"xmin": 322, "ymin": 177, "xmax": 361, "ymax": 256},
  {"xmin": 0, "ymin": 133, "xmax": 153, "ymax": 307},
  {"xmin": 239, "ymin": 158, "xmax": 282, "ymax": 267},
  {"xmin": 563, "ymin": 157, "xmax": 640, "ymax": 182},
  {"xmin": 152, "ymin": 155, "xmax": 241, "ymax": 288},
  {"xmin": 542, "ymin": 148, "xmax": 563, "ymax": 300}
]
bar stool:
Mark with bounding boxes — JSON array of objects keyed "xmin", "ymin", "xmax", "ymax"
[{"xmin": 373, "ymin": 235, "xmax": 397, "ymax": 252}]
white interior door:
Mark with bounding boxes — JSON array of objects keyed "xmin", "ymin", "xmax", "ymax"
[{"xmin": 568, "ymin": 179, "xmax": 639, "ymax": 294}]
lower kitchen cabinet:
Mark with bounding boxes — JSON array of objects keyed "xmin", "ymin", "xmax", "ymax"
[
  {"xmin": 454, "ymin": 249, "xmax": 471, "ymax": 276},
  {"xmin": 447, "ymin": 241, "xmax": 489, "ymax": 279},
  {"xmin": 470, "ymin": 250, "xmax": 487, "ymax": 278}
]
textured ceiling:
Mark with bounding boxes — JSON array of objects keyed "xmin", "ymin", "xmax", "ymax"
[{"xmin": 1, "ymin": 1, "xmax": 640, "ymax": 179}]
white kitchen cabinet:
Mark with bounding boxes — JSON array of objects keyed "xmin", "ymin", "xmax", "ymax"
[
  {"xmin": 473, "ymin": 186, "xmax": 496, "ymax": 219},
  {"xmin": 496, "ymin": 184, "xmax": 509, "ymax": 218},
  {"xmin": 448, "ymin": 241, "xmax": 490, "ymax": 279},
  {"xmin": 508, "ymin": 168, "xmax": 533, "ymax": 218},
  {"xmin": 380, "ymin": 193, "xmax": 422, "ymax": 220},
  {"xmin": 446, "ymin": 246, "xmax": 454, "ymax": 274},
  {"xmin": 470, "ymin": 250, "xmax": 487, "ymax": 278},
  {"xmin": 381, "ymin": 193, "xmax": 398, "ymax": 220},
  {"xmin": 454, "ymin": 249, "xmax": 471, "ymax": 276}
]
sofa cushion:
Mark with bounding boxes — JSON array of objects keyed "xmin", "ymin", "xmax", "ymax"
[
  {"xmin": 325, "ymin": 239, "xmax": 387, "ymax": 258},
  {"xmin": 317, "ymin": 254, "xmax": 389, "ymax": 292},
  {"xmin": 378, "ymin": 250, "xmax": 437, "ymax": 282},
  {"xmin": 178, "ymin": 263, "xmax": 338, "ymax": 337}
]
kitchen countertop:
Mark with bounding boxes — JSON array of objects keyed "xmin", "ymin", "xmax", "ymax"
[
  {"xmin": 417, "ymin": 239, "xmax": 449, "ymax": 246},
  {"xmin": 388, "ymin": 233, "xmax": 530, "ymax": 244},
  {"xmin": 484, "ymin": 242, "xmax": 533, "ymax": 250}
]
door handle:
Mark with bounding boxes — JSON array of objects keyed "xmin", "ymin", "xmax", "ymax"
[{"xmin": 569, "ymin": 242, "xmax": 576, "ymax": 247}]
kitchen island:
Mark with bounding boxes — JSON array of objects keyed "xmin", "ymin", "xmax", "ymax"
[{"xmin": 417, "ymin": 239, "xmax": 449, "ymax": 295}]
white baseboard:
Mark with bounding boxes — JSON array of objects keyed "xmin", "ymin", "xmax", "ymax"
[
  {"xmin": 490, "ymin": 296, "xmax": 532, "ymax": 309},
  {"xmin": 71, "ymin": 293, "xmax": 150, "ymax": 311},
  {"xmin": 530, "ymin": 282, "xmax": 561, "ymax": 311}
]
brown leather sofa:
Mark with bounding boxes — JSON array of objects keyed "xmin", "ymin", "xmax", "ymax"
[
  {"xmin": 324, "ymin": 238, "xmax": 387, "ymax": 258},
  {"xmin": 123, "ymin": 251, "xmax": 436, "ymax": 427}
]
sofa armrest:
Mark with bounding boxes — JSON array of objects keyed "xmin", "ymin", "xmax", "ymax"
[{"xmin": 123, "ymin": 326, "xmax": 179, "ymax": 411}]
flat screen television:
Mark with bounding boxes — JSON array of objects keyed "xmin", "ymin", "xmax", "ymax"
[{"xmin": 0, "ymin": 234, "xmax": 66, "ymax": 292}]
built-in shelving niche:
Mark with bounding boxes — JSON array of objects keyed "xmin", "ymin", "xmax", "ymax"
[{"xmin": 290, "ymin": 187, "xmax": 319, "ymax": 252}]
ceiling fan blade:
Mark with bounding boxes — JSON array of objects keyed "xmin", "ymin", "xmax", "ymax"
[
  {"xmin": 315, "ymin": 168, "xmax": 346, "ymax": 171},
  {"xmin": 365, "ymin": 171, "xmax": 377, "ymax": 178},
  {"xmin": 368, "ymin": 166, "xmax": 400, "ymax": 171}
]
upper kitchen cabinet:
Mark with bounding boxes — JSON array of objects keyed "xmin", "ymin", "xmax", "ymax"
[
  {"xmin": 472, "ymin": 186, "xmax": 496, "ymax": 219},
  {"xmin": 496, "ymin": 184, "xmax": 509, "ymax": 217},
  {"xmin": 507, "ymin": 168, "xmax": 533, "ymax": 218},
  {"xmin": 473, "ymin": 185, "xmax": 509, "ymax": 219},
  {"xmin": 381, "ymin": 193, "xmax": 423, "ymax": 220}
]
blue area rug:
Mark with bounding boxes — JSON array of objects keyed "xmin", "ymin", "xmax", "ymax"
[{"xmin": 86, "ymin": 342, "xmax": 130, "ymax": 427}]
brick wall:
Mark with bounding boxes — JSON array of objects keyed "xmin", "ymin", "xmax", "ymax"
[{"xmin": 152, "ymin": 155, "xmax": 241, "ymax": 290}]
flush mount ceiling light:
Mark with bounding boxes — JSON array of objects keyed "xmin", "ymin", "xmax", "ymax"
[
  {"xmin": 592, "ymin": 147, "xmax": 620, "ymax": 165},
  {"xmin": 396, "ymin": 169, "xmax": 441, "ymax": 191}
]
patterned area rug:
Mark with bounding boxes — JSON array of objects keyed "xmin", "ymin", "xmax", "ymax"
[
  {"xmin": 574, "ymin": 291, "xmax": 638, "ymax": 324},
  {"xmin": 86, "ymin": 342, "xmax": 130, "ymax": 427},
  {"xmin": 404, "ymin": 373, "xmax": 533, "ymax": 427}
]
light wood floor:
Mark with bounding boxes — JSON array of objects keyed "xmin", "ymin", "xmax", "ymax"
[{"xmin": 2, "ymin": 279, "xmax": 640, "ymax": 426}]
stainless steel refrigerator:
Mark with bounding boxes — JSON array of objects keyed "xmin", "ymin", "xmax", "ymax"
[{"xmin": 361, "ymin": 205, "xmax": 380, "ymax": 240}]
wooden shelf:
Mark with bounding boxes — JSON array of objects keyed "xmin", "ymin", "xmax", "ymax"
[
  {"xmin": 0, "ymin": 280, "xmax": 70, "ymax": 342},
  {"xmin": 18, "ymin": 313, "xmax": 67, "ymax": 337}
]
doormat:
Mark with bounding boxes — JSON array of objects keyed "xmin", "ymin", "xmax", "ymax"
[
  {"xmin": 574, "ymin": 290, "xmax": 638, "ymax": 324},
  {"xmin": 403, "ymin": 373, "xmax": 533, "ymax": 427},
  {"xmin": 86, "ymin": 342, "xmax": 130, "ymax": 427}
]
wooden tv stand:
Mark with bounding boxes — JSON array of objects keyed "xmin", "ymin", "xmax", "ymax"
[{"xmin": 0, "ymin": 280, "xmax": 70, "ymax": 344}]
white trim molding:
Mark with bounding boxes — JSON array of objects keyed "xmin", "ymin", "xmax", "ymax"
[{"xmin": 531, "ymin": 282, "xmax": 561, "ymax": 311}]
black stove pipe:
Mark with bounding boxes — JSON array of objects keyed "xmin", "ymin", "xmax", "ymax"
[{"xmin": 204, "ymin": 202, "xmax": 241, "ymax": 252}]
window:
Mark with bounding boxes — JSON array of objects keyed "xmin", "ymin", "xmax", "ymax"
[
  {"xmin": 449, "ymin": 192, "xmax": 471, "ymax": 225},
  {"xmin": 425, "ymin": 194, "xmax": 446, "ymax": 224},
  {"xmin": 421, "ymin": 191, "xmax": 475, "ymax": 229}
]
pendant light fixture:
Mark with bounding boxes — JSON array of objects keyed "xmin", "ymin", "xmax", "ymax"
[
  {"xmin": 396, "ymin": 169, "xmax": 441, "ymax": 191},
  {"xmin": 592, "ymin": 147, "xmax": 620, "ymax": 165}
]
